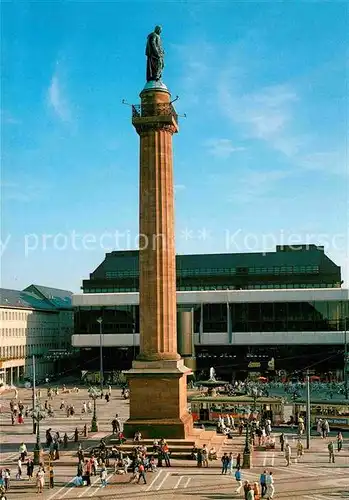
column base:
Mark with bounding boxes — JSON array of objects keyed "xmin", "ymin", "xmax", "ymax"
[
  {"xmin": 124, "ymin": 412, "xmax": 193, "ymax": 440},
  {"xmin": 124, "ymin": 359, "xmax": 193, "ymax": 439}
]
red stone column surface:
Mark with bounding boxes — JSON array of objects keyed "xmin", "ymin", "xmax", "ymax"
[{"xmin": 133, "ymin": 88, "xmax": 179, "ymax": 361}]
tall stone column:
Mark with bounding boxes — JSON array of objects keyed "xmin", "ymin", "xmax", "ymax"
[
  {"xmin": 123, "ymin": 83, "xmax": 193, "ymax": 439},
  {"xmin": 137, "ymin": 87, "xmax": 179, "ymax": 361}
]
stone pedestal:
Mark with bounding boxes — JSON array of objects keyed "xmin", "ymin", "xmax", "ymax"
[
  {"xmin": 124, "ymin": 359, "xmax": 192, "ymax": 439},
  {"xmin": 123, "ymin": 82, "xmax": 193, "ymax": 439}
]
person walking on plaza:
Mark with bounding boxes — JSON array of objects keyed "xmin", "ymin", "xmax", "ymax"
[
  {"xmin": 253, "ymin": 481, "xmax": 261, "ymax": 500},
  {"xmin": 36, "ymin": 467, "xmax": 45, "ymax": 494},
  {"xmin": 221, "ymin": 453, "xmax": 229, "ymax": 474},
  {"xmin": 336, "ymin": 431, "xmax": 343, "ymax": 452},
  {"xmin": 84, "ymin": 460, "xmax": 91, "ymax": 486},
  {"xmin": 16, "ymin": 458, "xmax": 22, "ymax": 480},
  {"xmin": 265, "ymin": 471, "xmax": 274, "ymax": 499},
  {"xmin": 328, "ymin": 441, "xmax": 335, "ymax": 463},
  {"xmin": 235, "ymin": 466, "xmax": 243, "ymax": 494},
  {"xmin": 247, "ymin": 484, "xmax": 255, "ymax": 500},
  {"xmin": 100, "ymin": 466, "xmax": 108, "ymax": 487},
  {"xmin": 260, "ymin": 470, "xmax": 267, "ymax": 497},
  {"xmin": 227, "ymin": 452, "xmax": 234, "ymax": 474},
  {"xmin": 3, "ymin": 470, "xmax": 10, "ymax": 492},
  {"xmin": 284, "ymin": 442, "xmax": 292, "ymax": 466},
  {"xmin": 26, "ymin": 459, "xmax": 34, "ymax": 481},
  {"xmin": 322, "ymin": 419, "xmax": 330, "ymax": 438},
  {"xmin": 202, "ymin": 445, "xmax": 209, "ymax": 468},
  {"xmin": 296, "ymin": 439, "xmax": 304, "ymax": 460},
  {"xmin": 137, "ymin": 462, "xmax": 147, "ymax": 484},
  {"xmin": 19, "ymin": 443, "xmax": 27, "ymax": 462},
  {"xmin": 279, "ymin": 432, "xmax": 285, "ymax": 452},
  {"xmin": 235, "ymin": 452, "xmax": 241, "ymax": 469},
  {"xmin": 243, "ymin": 481, "xmax": 250, "ymax": 500}
]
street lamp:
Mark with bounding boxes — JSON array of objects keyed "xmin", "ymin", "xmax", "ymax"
[
  {"xmin": 88, "ymin": 386, "xmax": 102, "ymax": 432},
  {"xmin": 97, "ymin": 317, "xmax": 104, "ymax": 392},
  {"xmin": 344, "ymin": 317, "xmax": 348, "ymax": 400},
  {"xmin": 30, "ymin": 401, "xmax": 47, "ymax": 465},
  {"xmin": 242, "ymin": 421, "xmax": 252, "ymax": 469}
]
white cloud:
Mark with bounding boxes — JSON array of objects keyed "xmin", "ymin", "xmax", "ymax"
[
  {"xmin": 299, "ymin": 152, "xmax": 347, "ymax": 176},
  {"xmin": 1, "ymin": 179, "xmax": 50, "ymax": 203},
  {"xmin": 206, "ymin": 139, "xmax": 245, "ymax": 159},
  {"xmin": 228, "ymin": 168, "xmax": 291, "ymax": 204},
  {"xmin": 48, "ymin": 72, "xmax": 71, "ymax": 122},
  {"xmin": 218, "ymin": 81, "xmax": 299, "ymax": 155}
]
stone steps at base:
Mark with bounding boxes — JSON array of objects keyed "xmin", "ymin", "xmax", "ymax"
[{"xmin": 110, "ymin": 439, "xmax": 196, "ymax": 447}]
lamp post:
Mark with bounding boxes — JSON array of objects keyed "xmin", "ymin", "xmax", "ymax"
[
  {"xmin": 344, "ymin": 317, "xmax": 348, "ymax": 400},
  {"xmin": 306, "ymin": 372, "xmax": 311, "ymax": 449},
  {"xmin": 242, "ymin": 421, "xmax": 252, "ymax": 469},
  {"xmin": 31, "ymin": 401, "xmax": 47, "ymax": 465},
  {"xmin": 88, "ymin": 386, "xmax": 101, "ymax": 432},
  {"xmin": 32, "ymin": 354, "xmax": 36, "ymax": 434},
  {"xmin": 97, "ymin": 317, "xmax": 104, "ymax": 392}
]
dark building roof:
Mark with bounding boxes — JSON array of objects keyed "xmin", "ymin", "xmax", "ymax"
[
  {"xmin": 0, "ymin": 285, "xmax": 73, "ymax": 310},
  {"xmin": 82, "ymin": 245, "xmax": 341, "ymax": 292},
  {"xmin": 87, "ymin": 245, "xmax": 339, "ymax": 277}
]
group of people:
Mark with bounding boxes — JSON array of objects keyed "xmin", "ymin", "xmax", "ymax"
[
  {"xmin": 192, "ymin": 444, "xmax": 218, "ymax": 466},
  {"xmin": 9, "ymin": 399, "xmax": 28, "ymax": 425},
  {"xmin": 73, "ymin": 436, "xmax": 173, "ymax": 488},
  {"xmin": 233, "ymin": 468, "xmax": 275, "ymax": 499},
  {"xmin": 0, "ymin": 444, "xmax": 46, "ymax": 495}
]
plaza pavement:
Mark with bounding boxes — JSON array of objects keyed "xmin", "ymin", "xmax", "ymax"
[{"xmin": 0, "ymin": 386, "xmax": 348, "ymax": 499}]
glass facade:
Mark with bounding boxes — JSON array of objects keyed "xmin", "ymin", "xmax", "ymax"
[
  {"xmin": 75, "ymin": 305, "xmax": 139, "ymax": 335},
  {"xmin": 75, "ymin": 300, "xmax": 348, "ymax": 335}
]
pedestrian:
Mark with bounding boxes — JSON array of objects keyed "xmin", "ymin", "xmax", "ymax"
[
  {"xmin": 221, "ymin": 453, "xmax": 229, "ymax": 474},
  {"xmin": 284, "ymin": 443, "xmax": 291, "ymax": 466},
  {"xmin": 247, "ymin": 484, "xmax": 255, "ymax": 500},
  {"xmin": 253, "ymin": 481, "xmax": 261, "ymax": 500},
  {"xmin": 235, "ymin": 466, "xmax": 243, "ymax": 494},
  {"xmin": 100, "ymin": 466, "xmax": 108, "ymax": 487},
  {"xmin": 202, "ymin": 445, "xmax": 209, "ymax": 468},
  {"xmin": 279, "ymin": 433, "xmax": 285, "ymax": 452},
  {"xmin": 328, "ymin": 441, "xmax": 335, "ymax": 463},
  {"xmin": 16, "ymin": 459, "xmax": 22, "ymax": 480},
  {"xmin": 36, "ymin": 467, "xmax": 45, "ymax": 494},
  {"xmin": 84, "ymin": 460, "xmax": 91, "ymax": 486},
  {"xmin": 77, "ymin": 460, "xmax": 83, "ymax": 477},
  {"xmin": 19, "ymin": 443, "xmax": 27, "ymax": 462},
  {"xmin": 227, "ymin": 452, "xmax": 234, "ymax": 474},
  {"xmin": 3, "ymin": 470, "xmax": 10, "ymax": 492},
  {"xmin": 137, "ymin": 463, "xmax": 146, "ymax": 484},
  {"xmin": 260, "ymin": 469, "xmax": 267, "ymax": 497},
  {"xmin": 236, "ymin": 452, "xmax": 241, "ymax": 469},
  {"xmin": 296, "ymin": 439, "xmax": 304, "ymax": 460},
  {"xmin": 265, "ymin": 471, "xmax": 275, "ymax": 499},
  {"xmin": 27, "ymin": 459, "xmax": 34, "ymax": 480},
  {"xmin": 243, "ymin": 481, "xmax": 250, "ymax": 500},
  {"xmin": 162, "ymin": 441, "xmax": 171, "ymax": 467},
  {"xmin": 197, "ymin": 448, "xmax": 203, "ymax": 468},
  {"xmin": 337, "ymin": 431, "xmax": 343, "ymax": 452}
]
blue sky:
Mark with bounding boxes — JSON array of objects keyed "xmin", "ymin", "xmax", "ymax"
[{"xmin": 1, "ymin": 0, "xmax": 348, "ymax": 292}]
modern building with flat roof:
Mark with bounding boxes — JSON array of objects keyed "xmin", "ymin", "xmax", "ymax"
[
  {"xmin": 73, "ymin": 246, "xmax": 347, "ymax": 380},
  {"xmin": 82, "ymin": 244, "xmax": 342, "ymax": 293}
]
